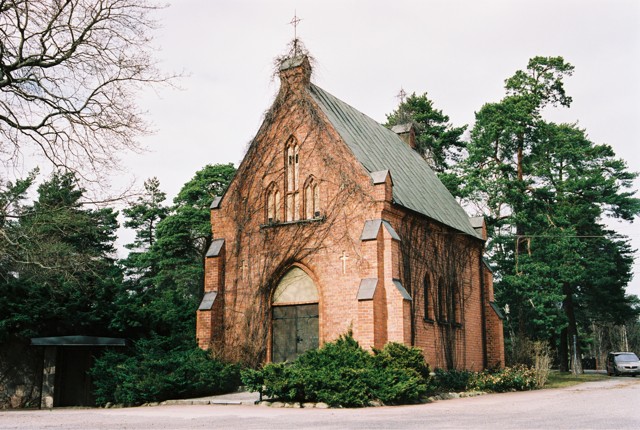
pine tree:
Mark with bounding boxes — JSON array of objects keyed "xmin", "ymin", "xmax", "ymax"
[
  {"xmin": 463, "ymin": 58, "xmax": 639, "ymax": 371},
  {"xmin": 385, "ymin": 92, "xmax": 466, "ymax": 194},
  {"xmin": 0, "ymin": 171, "xmax": 121, "ymax": 341}
]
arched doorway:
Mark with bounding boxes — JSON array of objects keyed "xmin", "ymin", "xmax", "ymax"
[{"xmin": 271, "ymin": 267, "xmax": 319, "ymax": 362}]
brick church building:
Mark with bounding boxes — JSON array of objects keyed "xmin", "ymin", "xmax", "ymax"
[{"xmin": 197, "ymin": 52, "xmax": 504, "ymax": 370}]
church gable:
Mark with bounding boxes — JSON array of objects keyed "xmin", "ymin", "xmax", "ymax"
[
  {"xmin": 198, "ymin": 53, "xmax": 388, "ymax": 363},
  {"xmin": 215, "ymin": 56, "xmax": 376, "ymax": 229},
  {"xmin": 198, "ymin": 50, "xmax": 504, "ymax": 370}
]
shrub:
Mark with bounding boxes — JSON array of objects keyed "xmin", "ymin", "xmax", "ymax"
[
  {"xmin": 373, "ymin": 342, "xmax": 431, "ymax": 378},
  {"xmin": 260, "ymin": 334, "xmax": 375, "ymax": 407},
  {"xmin": 532, "ymin": 341, "xmax": 551, "ymax": 388},
  {"xmin": 370, "ymin": 342, "xmax": 429, "ymax": 404},
  {"xmin": 431, "ymin": 368, "xmax": 474, "ymax": 392},
  {"xmin": 91, "ymin": 336, "xmax": 240, "ymax": 406},
  {"xmin": 471, "ymin": 365, "xmax": 537, "ymax": 392},
  {"xmin": 241, "ymin": 333, "xmax": 428, "ymax": 407},
  {"xmin": 427, "ymin": 365, "xmax": 539, "ymax": 394}
]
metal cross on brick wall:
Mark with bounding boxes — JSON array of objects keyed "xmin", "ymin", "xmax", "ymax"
[
  {"xmin": 339, "ymin": 251, "xmax": 349, "ymax": 275},
  {"xmin": 241, "ymin": 259, "xmax": 248, "ymax": 280}
]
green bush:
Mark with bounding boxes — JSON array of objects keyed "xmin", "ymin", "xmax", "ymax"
[
  {"xmin": 431, "ymin": 368, "xmax": 474, "ymax": 392},
  {"xmin": 471, "ymin": 365, "xmax": 537, "ymax": 392},
  {"xmin": 240, "ymin": 335, "xmax": 540, "ymax": 407},
  {"xmin": 241, "ymin": 334, "xmax": 428, "ymax": 407},
  {"xmin": 426, "ymin": 366, "xmax": 538, "ymax": 394},
  {"xmin": 372, "ymin": 341, "xmax": 431, "ymax": 378},
  {"xmin": 91, "ymin": 336, "xmax": 240, "ymax": 406}
]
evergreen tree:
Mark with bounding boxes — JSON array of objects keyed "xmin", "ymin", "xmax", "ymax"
[
  {"xmin": 463, "ymin": 59, "xmax": 639, "ymax": 371},
  {"xmin": 154, "ymin": 163, "xmax": 236, "ymax": 300},
  {"xmin": 385, "ymin": 92, "xmax": 466, "ymax": 194},
  {"xmin": 123, "ymin": 177, "xmax": 169, "ymax": 252},
  {"xmin": 112, "ymin": 164, "xmax": 236, "ymax": 340},
  {"xmin": 0, "ymin": 171, "xmax": 121, "ymax": 341}
]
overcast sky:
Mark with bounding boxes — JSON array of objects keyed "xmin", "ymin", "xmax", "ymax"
[{"xmin": 118, "ymin": 0, "xmax": 640, "ymax": 294}]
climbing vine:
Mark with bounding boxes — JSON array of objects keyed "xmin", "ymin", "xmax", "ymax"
[
  {"xmin": 211, "ymin": 49, "xmax": 372, "ymax": 366},
  {"xmin": 398, "ymin": 216, "xmax": 480, "ymax": 369}
]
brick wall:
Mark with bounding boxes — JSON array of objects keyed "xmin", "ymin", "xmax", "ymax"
[{"xmin": 196, "ymin": 57, "xmax": 504, "ymax": 369}]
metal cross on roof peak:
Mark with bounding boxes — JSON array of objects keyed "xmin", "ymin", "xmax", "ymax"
[
  {"xmin": 289, "ymin": 12, "xmax": 302, "ymax": 55},
  {"xmin": 397, "ymin": 87, "xmax": 407, "ymax": 104},
  {"xmin": 289, "ymin": 12, "xmax": 302, "ymax": 39}
]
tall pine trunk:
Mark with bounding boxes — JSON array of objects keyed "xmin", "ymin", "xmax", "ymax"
[{"xmin": 563, "ymin": 283, "xmax": 583, "ymax": 374}]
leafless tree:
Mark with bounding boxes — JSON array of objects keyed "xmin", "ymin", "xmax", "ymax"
[{"xmin": 0, "ymin": 0, "xmax": 172, "ymax": 182}]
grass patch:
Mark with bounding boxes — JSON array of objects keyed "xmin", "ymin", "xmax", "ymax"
[{"xmin": 543, "ymin": 371, "xmax": 609, "ymax": 389}]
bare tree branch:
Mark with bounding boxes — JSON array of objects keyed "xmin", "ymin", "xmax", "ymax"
[{"xmin": 0, "ymin": 0, "xmax": 174, "ymax": 182}]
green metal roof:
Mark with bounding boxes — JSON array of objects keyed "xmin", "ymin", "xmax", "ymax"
[{"xmin": 309, "ymin": 84, "xmax": 479, "ymax": 238}]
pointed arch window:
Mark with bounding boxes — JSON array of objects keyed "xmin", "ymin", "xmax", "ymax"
[
  {"xmin": 437, "ymin": 277, "xmax": 446, "ymax": 322},
  {"xmin": 285, "ymin": 136, "xmax": 300, "ymax": 222},
  {"xmin": 423, "ymin": 275, "xmax": 433, "ymax": 321},
  {"xmin": 304, "ymin": 176, "xmax": 321, "ymax": 219},
  {"xmin": 266, "ymin": 182, "xmax": 281, "ymax": 223},
  {"xmin": 436, "ymin": 277, "xmax": 458, "ymax": 324},
  {"xmin": 313, "ymin": 183, "xmax": 320, "ymax": 216},
  {"xmin": 268, "ymin": 190, "xmax": 275, "ymax": 221},
  {"xmin": 274, "ymin": 190, "xmax": 281, "ymax": 221}
]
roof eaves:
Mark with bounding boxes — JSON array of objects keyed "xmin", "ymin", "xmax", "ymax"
[
  {"xmin": 392, "ymin": 279, "xmax": 412, "ymax": 301},
  {"xmin": 206, "ymin": 239, "xmax": 225, "ymax": 257},
  {"xmin": 370, "ymin": 169, "xmax": 391, "ymax": 185},
  {"xmin": 357, "ymin": 278, "xmax": 378, "ymax": 301},
  {"xmin": 198, "ymin": 291, "xmax": 218, "ymax": 311}
]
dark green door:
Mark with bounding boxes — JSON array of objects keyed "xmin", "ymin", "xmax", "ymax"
[
  {"xmin": 272, "ymin": 303, "xmax": 319, "ymax": 362},
  {"xmin": 55, "ymin": 347, "xmax": 95, "ymax": 406}
]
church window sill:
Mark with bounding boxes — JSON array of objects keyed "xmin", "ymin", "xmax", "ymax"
[
  {"xmin": 260, "ymin": 216, "xmax": 325, "ymax": 229},
  {"xmin": 436, "ymin": 320, "xmax": 463, "ymax": 329}
]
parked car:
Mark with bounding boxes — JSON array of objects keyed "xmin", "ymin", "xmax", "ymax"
[{"xmin": 606, "ymin": 352, "xmax": 640, "ymax": 376}]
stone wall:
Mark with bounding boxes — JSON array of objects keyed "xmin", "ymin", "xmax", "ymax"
[{"xmin": 0, "ymin": 341, "xmax": 42, "ymax": 409}]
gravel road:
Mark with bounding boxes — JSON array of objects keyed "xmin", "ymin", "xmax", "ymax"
[{"xmin": 1, "ymin": 377, "xmax": 638, "ymax": 429}]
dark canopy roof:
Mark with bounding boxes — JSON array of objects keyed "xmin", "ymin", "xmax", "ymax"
[{"xmin": 31, "ymin": 336, "xmax": 126, "ymax": 346}]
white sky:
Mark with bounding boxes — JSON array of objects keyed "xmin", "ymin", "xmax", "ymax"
[{"xmin": 116, "ymin": 0, "xmax": 640, "ymax": 295}]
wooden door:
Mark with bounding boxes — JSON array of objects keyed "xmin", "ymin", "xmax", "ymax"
[{"xmin": 272, "ymin": 303, "xmax": 319, "ymax": 362}]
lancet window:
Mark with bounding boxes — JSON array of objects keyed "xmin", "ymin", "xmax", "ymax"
[
  {"xmin": 266, "ymin": 183, "xmax": 281, "ymax": 223},
  {"xmin": 424, "ymin": 275, "xmax": 432, "ymax": 321},
  {"xmin": 285, "ymin": 137, "xmax": 300, "ymax": 221},
  {"xmin": 304, "ymin": 176, "xmax": 320, "ymax": 219}
]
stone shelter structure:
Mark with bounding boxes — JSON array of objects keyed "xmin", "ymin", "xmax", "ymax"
[{"xmin": 197, "ymin": 53, "xmax": 504, "ymax": 370}]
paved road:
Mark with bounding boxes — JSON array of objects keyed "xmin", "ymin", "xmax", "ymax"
[{"xmin": 2, "ymin": 377, "xmax": 639, "ymax": 429}]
